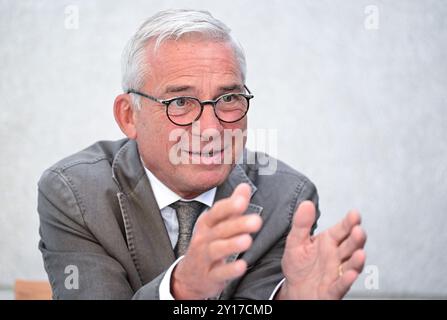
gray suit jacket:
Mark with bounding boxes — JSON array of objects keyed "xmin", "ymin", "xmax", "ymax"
[{"xmin": 38, "ymin": 139, "xmax": 319, "ymax": 299}]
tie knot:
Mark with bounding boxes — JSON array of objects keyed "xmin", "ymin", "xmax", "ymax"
[
  {"xmin": 170, "ymin": 200, "xmax": 204, "ymax": 214},
  {"xmin": 171, "ymin": 201, "xmax": 204, "ymax": 230}
]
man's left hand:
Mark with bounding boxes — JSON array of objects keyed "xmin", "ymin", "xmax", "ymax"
[{"xmin": 277, "ymin": 200, "xmax": 367, "ymax": 300}]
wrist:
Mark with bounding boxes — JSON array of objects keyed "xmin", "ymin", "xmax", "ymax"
[
  {"xmin": 275, "ymin": 281, "xmax": 292, "ymax": 300},
  {"xmin": 171, "ymin": 262, "xmax": 203, "ymax": 300},
  {"xmin": 275, "ymin": 279, "xmax": 310, "ymax": 300}
]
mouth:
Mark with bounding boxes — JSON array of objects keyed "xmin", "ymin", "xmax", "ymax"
[
  {"xmin": 187, "ymin": 149, "xmax": 224, "ymax": 157},
  {"xmin": 181, "ymin": 147, "xmax": 230, "ymax": 165}
]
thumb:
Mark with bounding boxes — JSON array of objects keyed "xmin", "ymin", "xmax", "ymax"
[{"xmin": 289, "ymin": 200, "xmax": 316, "ymax": 245}]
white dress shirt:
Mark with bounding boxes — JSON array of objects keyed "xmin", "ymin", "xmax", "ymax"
[
  {"xmin": 143, "ymin": 165, "xmax": 283, "ymax": 300},
  {"xmin": 145, "ymin": 167, "xmax": 216, "ymax": 248}
]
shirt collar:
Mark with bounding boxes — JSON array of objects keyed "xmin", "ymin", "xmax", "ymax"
[{"xmin": 142, "ymin": 164, "xmax": 216, "ymax": 211}]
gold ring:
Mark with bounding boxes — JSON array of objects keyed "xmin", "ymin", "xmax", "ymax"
[{"xmin": 338, "ymin": 264, "xmax": 344, "ymax": 277}]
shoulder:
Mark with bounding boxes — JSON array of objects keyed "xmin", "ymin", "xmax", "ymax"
[
  {"xmin": 40, "ymin": 138, "xmax": 129, "ymax": 184},
  {"xmin": 43, "ymin": 139, "xmax": 129, "ymax": 175},
  {"xmin": 240, "ymin": 149, "xmax": 317, "ymax": 194},
  {"xmin": 38, "ymin": 139, "xmax": 130, "ymax": 216}
]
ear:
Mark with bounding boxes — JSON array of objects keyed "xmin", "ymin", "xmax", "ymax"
[{"xmin": 114, "ymin": 93, "xmax": 137, "ymax": 139}]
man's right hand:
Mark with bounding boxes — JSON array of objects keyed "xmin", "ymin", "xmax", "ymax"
[{"xmin": 171, "ymin": 183, "xmax": 262, "ymax": 300}]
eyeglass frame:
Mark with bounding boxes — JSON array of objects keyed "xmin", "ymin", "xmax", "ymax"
[{"xmin": 126, "ymin": 85, "xmax": 254, "ymax": 126}]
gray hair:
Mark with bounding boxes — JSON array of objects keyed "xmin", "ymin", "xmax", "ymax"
[{"xmin": 121, "ymin": 9, "xmax": 247, "ymax": 110}]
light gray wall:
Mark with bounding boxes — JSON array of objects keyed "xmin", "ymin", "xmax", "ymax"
[{"xmin": 1, "ymin": 0, "xmax": 446, "ymax": 299}]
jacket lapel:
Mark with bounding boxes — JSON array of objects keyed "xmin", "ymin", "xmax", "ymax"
[
  {"xmin": 112, "ymin": 139, "xmax": 175, "ymax": 284},
  {"xmin": 215, "ymin": 164, "xmax": 263, "ymax": 217}
]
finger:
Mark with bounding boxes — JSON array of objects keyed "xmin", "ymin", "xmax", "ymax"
[
  {"xmin": 341, "ymin": 249, "xmax": 366, "ymax": 273},
  {"xmin": 202, "ymin": 183, "xmax": 251, "ymax": 228},
  {"xmin": 287, "ymin": 201, "xmax": 316, "ymax": 245},
  {"xmin": 327, "ymin": 270, "xmax": 359, "ymax": 299},
  {"xmin": 212, "ymin": 214, "xmax": 262, "ymax": 239},
  {"xmin": 328, "ymin": 210, "xmax": 362, "ymax": 244},
  {"xmin": 208, "ymin": 234, "xmax": 253, "ymax": 261},
  {"xmin": 209, "ymin": 259, "xmax": 248, "ymax": 284},
  {"xmin": 337, "ymin": 225, "xmax": 367, "ymax": 262}
]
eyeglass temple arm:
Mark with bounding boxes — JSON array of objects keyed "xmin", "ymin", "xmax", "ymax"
[{"xmin": 127, "ymin": 89, "xmax": 161, "ymax": 104}]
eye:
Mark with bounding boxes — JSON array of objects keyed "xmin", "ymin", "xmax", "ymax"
[
  {"xmin": 173, "ymin": 97, "xmax": 187, "ymax": 107},
  {"xmin": 222, "ymin": 94, "xmax": 234, "ymax": 103}
]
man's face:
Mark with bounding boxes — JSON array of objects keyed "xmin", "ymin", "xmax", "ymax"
[{"xmin": 134, "ymin": 37, "xmax": 247, "ymax": 198}]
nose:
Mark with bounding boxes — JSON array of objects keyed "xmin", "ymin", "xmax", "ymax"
[{"xmin": 196, "ymin": 103, "xmax": 223, "ymax": 131}]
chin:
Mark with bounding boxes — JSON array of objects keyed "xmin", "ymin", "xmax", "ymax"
[{"xmin": 186, "ymin": 163, "xmax": 233, "ymax": 190}]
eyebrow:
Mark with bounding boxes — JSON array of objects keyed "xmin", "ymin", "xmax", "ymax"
[
  {"xmin": 218, "ymin": 84, "xmax": 244, "ymax": 93},
  {"xmin": 164, "ymin": 85, "xmax": 193, "ymax": 94},
  {"xmin": 163, "ymin": 84, "xmax": 244, "ymax": 97}
]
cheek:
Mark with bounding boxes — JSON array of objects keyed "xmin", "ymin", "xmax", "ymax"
[
  {"xmin": 226, "ymin": 117, "xmax": 247, "ymax": 130},
  {"xmin": 136, "ymin": 113, "xmax": 178, "ymax": 154},
  {"xmin": 224, "ymin": 119, "xmax": 248, "ymax": 145}
]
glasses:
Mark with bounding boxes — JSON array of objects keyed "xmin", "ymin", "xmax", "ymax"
[{"xmin": 127, "ymin": 86, "xmax": 254, "ymax": 126}]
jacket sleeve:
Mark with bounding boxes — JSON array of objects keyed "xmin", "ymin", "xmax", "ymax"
[{"xmin": 38, "ymin": 169, "xmax": 164, "ymax": 299}]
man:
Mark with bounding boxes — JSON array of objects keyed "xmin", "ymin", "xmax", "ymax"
[{"xmin": 38, "ymin": 9, "xmax": 366, "ymax": 300}]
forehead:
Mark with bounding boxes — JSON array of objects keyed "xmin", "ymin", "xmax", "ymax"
[{"xmin": 145, "ymin": 37, "xmax": 243, "ymax": 92}]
